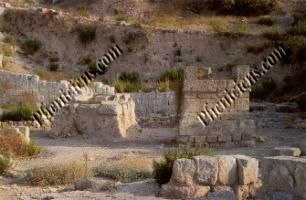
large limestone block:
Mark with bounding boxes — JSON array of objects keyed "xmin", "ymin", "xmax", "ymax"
[
  {"xmin": 161, "ymin": 184, "xmax": 210, "ymax": 199},
  {"xmin": 261, "ymin": 156, "xmax": 306, "ymax": 195},
  {"xmin": 272, "ymin": 146, "xmax": 301, "ymax": 157},
  {"xmin": 170, "ymin": 159, "xmax": 196, "ymax": 186},
  {"xmin": 193, "ymin": 156, "xmax": 218, "ymax": 185},
  {"xmin": 235, "ymin": 155, "xmax": 259, "ymax": 185},
  {"xmin": 216, "ymin": 155, "xmax": 237, "ymax": 185}
]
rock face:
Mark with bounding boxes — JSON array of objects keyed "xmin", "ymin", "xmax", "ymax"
[
  {"xmin": 50, "ymin": 94, "xmax": 137, "ymax": 141},
  {"xmin": 236, "ymin": 155, "xmax": 259, "ymax": 185}
]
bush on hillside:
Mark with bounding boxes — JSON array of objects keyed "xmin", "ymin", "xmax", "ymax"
[
  {"xmin": 76, "ymin": 24, "xmax": 97, "ymax": 45},
  {"xmin": 119, "ymin": 71, "xmax": 140, "ymax": 83},
  {"xmin": 209, "ymin": 0, "xmax": 276, "ymax": 16},
  {"xmin": 0, "ymin": 106, "xmax": 33, "ymax": 121},
  {"xmin": 20, "ymin": 39, "xmax": 40, "ymax": 56}
]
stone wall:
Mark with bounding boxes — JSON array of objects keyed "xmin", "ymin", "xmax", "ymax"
[
  {"xmin": 161, "ymin": 155, "xmax": 260, "ymax": 200},
  {"xmin": 178, "ymin": 66, "xmax": 255, "ymax": 147},
  {"xmin": 127, "ymin": 91, "xmax": 177, "ymax": 127},
  {"xmin": 261, "ymin": 156, "xmax": 306, "ymax": 199},
  {"xmin": 50, "ymin": 94, "xmax": 137, "ymax": 142},
  {"xmin": 161, "ymin": 155, "xmax": 306, "ymax": 200},
  {"xmin": 0, "ymin": 70, "xmax": 115, "ymax": 107}
]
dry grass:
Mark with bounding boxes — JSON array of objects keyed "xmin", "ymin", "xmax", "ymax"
[
  {"xmin": 24, "ymin": 160, "xmax": 93, "ymax": 186},
  {"xmin": 96, "ymin": 154, "xmax": 153, "ymax": 183},
  {"xmin": 1, "ymin": 43, "xmax": 15, "ymax": 57},
  {"xmin": 20, "ymin": 91, "xmax": 37, "ymax": 108},
  {"xmin": 0, "ymin": 155, "xmax": 14, "ymax": 176},
  {"xmin": 33, "ymin": 69, "xmax": 72, "ymax": 81},
  {"xmin": 0, "ymin": 129, "xmax": 40, "ymax": 157}
]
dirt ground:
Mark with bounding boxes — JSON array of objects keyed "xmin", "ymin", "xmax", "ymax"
[{"xmin": 0, "ymin": 126, "xmax": 305, "ymax": 200}]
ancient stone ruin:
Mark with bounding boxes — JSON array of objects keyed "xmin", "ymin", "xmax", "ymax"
[
  {"xmin": 178, "ymin": 66, "xmax": 256, "ymax": 147},
  {"xmin": 161, "ymin": 154, "xmax": 306, "ymax": 200}
]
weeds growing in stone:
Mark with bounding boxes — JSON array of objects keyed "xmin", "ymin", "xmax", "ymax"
[{"xmin": 153, "ymin": 142, "xmax": 214, "ymax": 185}]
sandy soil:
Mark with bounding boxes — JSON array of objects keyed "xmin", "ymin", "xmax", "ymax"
[{"xmin": 0, "ymin": 126, "xmax": 305, "ymax": 200}]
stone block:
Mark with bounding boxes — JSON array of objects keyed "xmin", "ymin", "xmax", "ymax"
[
  {"xmin": 272, "ymin": 146, "xmax": 301, "ymax": 157},
  {"xmin": 260, "ymin": 156, "xmax": 306, "ymax": 195},
  {"xmin": 218, "ymin": 135, "xmax": 232, "ymax": 143},
  {"xmin": 232, "ymin": 134, "xmax": 242, "ymax": 141},
  {"xmin": 170, "ymin": 159, "xmax": 196, "ymax": 186},
  {"xmin": 236, "ymin": 155, "xmax": 259, "ymax": 185},
  {"xmin": 207, "ymin": 135, "xmax": 218, "ymax": 143},
  {"xmin": 216, "ymin": 155, "xmax": 237, "ymax": 185},
  {"xmin": 193, "ymin": 156, "xmax": 218, "ymax": 185},
  {"xmin": 161, "ymin": 184, "xmax": 210, "ymax": 199}
]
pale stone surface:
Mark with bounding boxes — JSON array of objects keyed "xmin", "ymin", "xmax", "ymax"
[
  {"xmin": 161, "ymin": 184, "xmax": 210, "ymax": 199},
  {"xmin": 193, "ymin": 156, "xmax": 218, "ymax": 185},
  {"xmin": 261, "ymin": 156, "xmax": 306, "ymax": 197},
  {"xmin": 18, "ymin": 126, "xmax": 30, "ymax": 143},
  {"xmin": 216, "ymin": 155, "xmax": 237, "ymax": 185},
  {"xmin": 272, "ymin": 146, "xmax": 301, "ymax": 157},
  {"xmin": 236, "ymin": 155, "xmax": 259, "ymax": 185},
  {"xmin": 50, "ymin": 94, "xmax": 137, "ymax": 141},
  {"xmin": 170, "ymin": 159, "xmax": 196, "ymax": 186}
]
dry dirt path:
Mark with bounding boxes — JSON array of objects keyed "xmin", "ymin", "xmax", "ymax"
[{"xmin": 0, "ymin": 127, "xmax": 305, "ymax": 199}]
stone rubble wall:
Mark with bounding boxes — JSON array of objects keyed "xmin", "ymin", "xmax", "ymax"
[
  {"xmin": 161, "ymin": 155, "xmax": 306, "ymax": 200},
  {"xmin": 0, "ymin": 70, "xmax": 115, "ymax": 106},
  {"xmin": 50, "ymin": 94, "xmax": 137, "ymax": 141}
]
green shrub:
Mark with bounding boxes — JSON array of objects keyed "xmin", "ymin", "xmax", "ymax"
[
  {"xmin": 286, "ymin": 21, "xmax": 306, "ymax": 36},
  {"xmin": 123, "ymin": 31, "xmax": 144, "ymax": 44},
  {"xmin": 257, "ymin": 16, "xmax": 275, "ymax": 26},
  {"xmin": 111, "ymin": 80, "xmax": 140, "ymax": 93},
  {"xmin": 1, "ymin": 106, "xmax": 33, "ymax": 121},
  {"xmin": 159, "ymin": 68, "xmax": 184, "ymax": 82},
  {"xmin": 209, "ymin": 0, "xmax": 276, "ymax": 16},
  {"xmin": 153, "ymin": 142, "xmax": 214, "ymax": 185},
  {"xmin": 116, "ymin": 14, "xmax": 128, "ymax": 22},
  {"xmin": 263, "ymin": 27, "xmax": 285, "ymax": 41},
  {"xmin": 0, "ymin": 155, "xmax": 14, "ymax": 176},
  {"xmin": 174, "ymin": 48, "xmax": 181, "ymax": 57},
  {"xmin": 76, "ymin": 24, "xmax": 96, "ymax": 45},
  {"xmin": 119, "ymin": 71, "xmax": 140, "ymax": 83},
  {"xmin": 246, "ymin": 42, "xmax": 270, "ymax": 54},
  {"xmin": 48, "ymin": 63, "xmax": 59, "ymax": 71},
  {"xmin": 24, "ymin": 161, "xmax": 92, "ymax": 186},
  {"xmin": 251, "ymin": 78, "xmax": 277, "ymax": 100},
  {"xmin": 109, "ymin": 35, "xmax": 116, "ymax": 43},
  {"xmin": 20, "ymin": 39, "xmax": 40, "ymax": 56}
]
